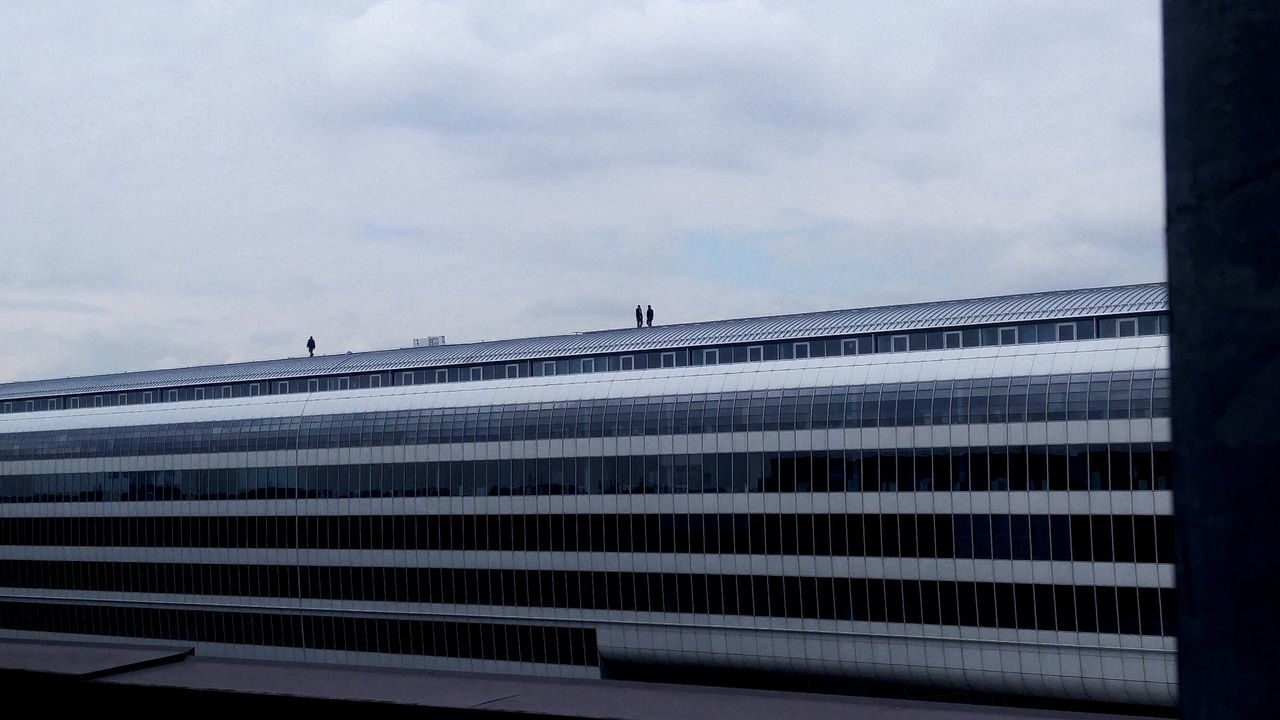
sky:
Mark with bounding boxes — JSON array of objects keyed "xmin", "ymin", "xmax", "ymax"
[{"xmin": 0, "ymin": 1, "xmax": 1166, "ymax": 384}]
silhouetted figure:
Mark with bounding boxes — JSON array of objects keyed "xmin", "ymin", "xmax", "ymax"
[
  {"xmin": 646, "ymin": 305, "xmax": 654, "ymax": 327},
  {"xmin": 306, "ymin": 336, "xmax": 316, "ymax": 357},
  {"xmin": 635, "ymin": 305, "xmax": 643, "ymax": 328}
]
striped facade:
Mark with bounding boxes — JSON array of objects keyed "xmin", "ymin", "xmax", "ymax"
[{"xmin": 0, "ymin": 284, "xmax": 1175, "ymax": 706}]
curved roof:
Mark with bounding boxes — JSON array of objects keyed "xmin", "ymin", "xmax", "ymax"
[
  {"xmin": 0, "ymin": 282, "xmax": 1167, "ymax": 400},
  {"xmin": 1, "ymin": 336, "xmax": 1169, "ymax": 434}
]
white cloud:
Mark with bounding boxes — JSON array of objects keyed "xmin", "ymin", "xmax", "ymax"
[{"xmin": 0, "ymin": 1, "xmax": 1164, "ymax": 383}]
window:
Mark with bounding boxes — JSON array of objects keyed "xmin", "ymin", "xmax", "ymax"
[
  {"xmin": 620, "ymin": 356, "xmax": 635, "ymax": 371},
  {"xmin": 469, "ymin": 367, "xmax": 483, "ymax": 381},
  {"xmin": 1118, "ymin": 318, "xmax": 1139, "ymax": 337},
  {"xmin": 542, "ymin": 361, "xmax": 557, "ymax": 376},
  {"xmin": 195, "ymin": 388, "xmax": 205, "ymax": 400},
  {"xmin": 581, "ymin": 358, "xmax": 595, "ymax": 373},
  {"xmin": 505, "ymin": 364, "xmax": 520, "ymax": 378},
  {"xmin": 337, "ymin": 377, "xmax": 350, "ymax": 391},
  {"xmin": 704, "ymin": 349, "xmax": 719, "ymax": 365},
  {"xmin": 118, "ymin": 394, "xmax": 127, "ymax": 406},
  {"xmin": 944, "ymin": 331, "xmax": 962, "ymax": 349},
  {"xmin": 277, "ymin": 382, "xmax": 288, "ymax": 394},
  {"xmin": 661, "ymin": 352, "xmax": 676, "ymax": 368},
  {"xmin": 48, "ymin": 399, "xmax": 58, "ymax": 410},
  {"xmin": 842, "ymin": 339, "xmax": 859, "ymax": 355},
  {"xmin": 26, "ymin": 401, "xmax": 34, "ymax": 412},
  {"xmin": 370, "ymin": 375, "xmax": 382, "ymax": 388},
  {"xmin": 221, "ymin": 386, "xmax": 232, "ymax": 399},
  {"xmin": 749, "ymin": 346, "xmax": 764, "ymax": 362},
  {"xmin": 402, "ymin": 372, "xmax": 414, "ymax": 386},
  {"xmin": 168, "ymin": 390, "xmax": 178, "ymax": 402},
  {"xmin": 1, "ymin": 402, "xmax": 9, "ymax": 413},
  {"xmin": 436, "ymin": 369, "xmax": 447, "ymax": 383},
  {"xmin": 70, "ymin": 397, "xmax": 80, "ymax": 409},
  {"xmin": 249, "ymin": 383, "xmax": 261, "ymax": 396},
  {"xmin": 307, "ymin": 379, "xmax": 319, "ymax": 393},
  {"xmin": 999, "ymin": 327, "xmax": 1018, "ymax": 345},
  {"xmin": 94, "ymin": 396, "xmax": 103, "ymax": 407},
  {"xmin": 891, "ymin": 335, "xmax": 909, "ymax": 352},
  {"xmin": 791, "ymin": 343, "xmax": 809, "ymax": 359},
  {"xmin": 1057, "ymin": 323, "xmax": 1076, "ymax": 341},
  {"xmin": 142, "ymin": 391, "xmax": 152, "ymax": 404}
]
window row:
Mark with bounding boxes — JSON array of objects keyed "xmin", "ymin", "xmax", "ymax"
[
  {"xmin": 0, "ymin": 570, "xmax": 1176, "ymax": 637},
  {"xmin": 0, "ymin": 512, "xmax": 1173, "ymax": 564},
  {"xmin": 0, "ymin": 600, "xmax": 596, "ymax": 666},
  {"xmin": 0, "ymin": 314, "xmax": 1169, "ymax": 416},
  {"xmin": 0, "ymin": 370, "xmax": 1170, "ymax": 461},
  {"xmin": 0, "ymin": 445, "xmax": 1172, "ymax": 503}
]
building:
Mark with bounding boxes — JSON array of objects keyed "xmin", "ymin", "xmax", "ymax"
[{"xmin": 0, "ymin": 283, "xmax": 1173, "ymax": 706}]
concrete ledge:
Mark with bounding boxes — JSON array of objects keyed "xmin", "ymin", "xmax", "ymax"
[
  {"xmin": 0, "ymin": 638, "xmax": 192, "ymax": 678},
  {"xmin": 102, "ymin": 656, "xmax": 1158, "ymax": 720}
]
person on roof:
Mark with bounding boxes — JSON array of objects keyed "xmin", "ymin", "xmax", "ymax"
[
  {"xmin": 646, "ymin": 305, "xmax": 654, "ymax": 327},
  {"xmin": 306, "ymin": 336, "xmax": 316, "ymax": 357},
  {"xmin": 635, "ymin": 305, "xmax": 643, "ymax": 328}
]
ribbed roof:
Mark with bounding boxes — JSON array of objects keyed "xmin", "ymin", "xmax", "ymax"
[{"xmin": 0, "ymin": 282, "xmax": 1167, "ymax": 400}]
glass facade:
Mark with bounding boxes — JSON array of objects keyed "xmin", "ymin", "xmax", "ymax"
[
  {"xmin": 0, "ymin": 511, "xmax": 1174, "ymax": 564},
  {"xmin": 0, "ymin": 444, "xmax": 1172, "ymax": 501},
  {"xmin": 0, "ymin": 370, "xmax": 1170, "ymax": 460},
  {"xmin": 0, "ymin": 304, "xmax": 1176, "ymax": 706}
]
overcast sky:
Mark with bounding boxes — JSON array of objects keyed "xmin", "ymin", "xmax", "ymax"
[{"xmin": 0, "ymin": 1, "xmax": 1165, "ymax": 384}]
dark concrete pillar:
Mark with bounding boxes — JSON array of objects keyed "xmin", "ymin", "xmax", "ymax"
[{"xmin": 1164, "ymin": 2, "xmax": 1280, "ymax": 718}]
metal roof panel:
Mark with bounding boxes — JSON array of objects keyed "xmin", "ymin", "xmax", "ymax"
[{"xmin": 0, "ymin": 282, "xmax": 1167, "ymax": 400}]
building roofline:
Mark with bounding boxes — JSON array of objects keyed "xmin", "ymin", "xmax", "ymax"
[{"xmin": 0, "ymin": 281, "xmax": 1168, "ymax": 398}]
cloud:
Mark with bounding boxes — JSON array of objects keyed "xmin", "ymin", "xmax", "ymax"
[
  {"xmin": 311, "ymin": 0, "xmax": 864, "ymax": 174},
  {"xmin": 0, "ymin": 1, "xmax": 1164, "ymax": 384},
  {"xmin": 358, "ymin": 222, "xmax": 428, "ymax": 242}
]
